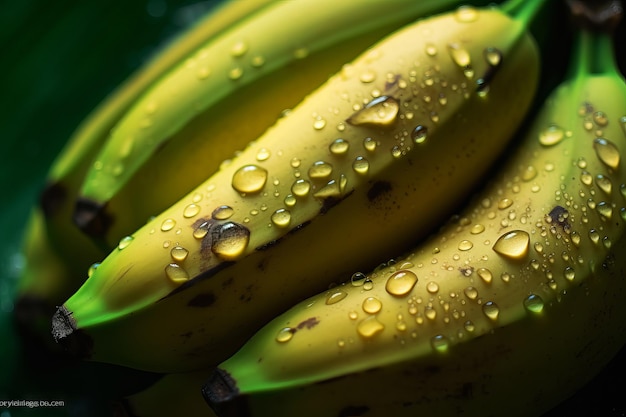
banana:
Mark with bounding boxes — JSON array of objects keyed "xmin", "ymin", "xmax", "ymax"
[
  {"xmin": 74, "ymin": 0, "xmax": 471, "ymax": 247},
  {"xmin": 202, "ymin": 8, "xmax": 626, "ymax": 417},
  {"xmin": 52, "ymin": 0, "xmax": 543, "ymax": 373},
  {"xmin": 13, "ymin": 0, "xmax": 276, "ymax": 342}
]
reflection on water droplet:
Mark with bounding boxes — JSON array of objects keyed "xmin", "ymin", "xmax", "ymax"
[
  {"xmin": 363, "ymin": 137, "xmax": 377, "ymax": 152},
  {"xmin": 385, "ymin": 270, "xmax": 418, "ymax": 297},
  {"xmin": 539, "ymin": 125, "xmax": 564, "ymax": 146},
  {"xmin": 426, "ymin": 281, "xmax": 439, "ymax": 294},
  {"xmin": 431, "ymin": 334, "xmax": 449, "ymax": 353},
  {"xmin": 276, "ymin": 327, "xmax": 294, "ymax": 343},
  {"xmin": 593, "ymin": 138, "xmax": 620, "ymax": 169},
  {"xmin": 308, "ymin": 161, "xmax": 333, "ymax": 179},
  {"xmin": 597, "ymin": 201, "xmax": 612, "ymax": 219},
  {"xmin": 464, "ymin": 286, "xmax": 478, "ymax": 300},
  {"xmin": 493, "ymin": 230, "xmax": 530, "ymax": 259},
  {"xmin": 232, "ymin": 165, "xmax": 268, "ymax": 193},
  {"xmin": 477, "ymin": 268, "xmax": 493, "ymax": 283},
  {"xmin": 523, "ymin": 294, "xmax": 544, "ymax": 313},
  {"xmin": 411, "ymin": 125, "xmax": 428, "ymax": 144},
  {"xmin": 346, "ymin": 96, "xmax": 399, "ymax": 127},
  {"xmin": 183, "ymin": 204, "xmax": 200, "ymax": 218},
  {"xmin": 291, "ymin": 179, "xmax": 311, "ymax": 197},
  {"xmin": 352, "ymin": 156, "xmax": 370, "ymax": 175},
  {"xmin": 165, "ymin": 263, "xmax": 189, "ymax": 283},
  {"xmin": 362, "ymin": 296, "xmax": 383, "ymax": 314},
  {"xmin": 161, "ymin": 218, "xmax": 176, "ymax": 232},
  {"xmin": 118, "ymin": 236, "xmax": 133, "ymax": 250},
  {"xmin": 326, "ymin": 289, "xmax": 348, "ymax": 305},
  {"xmin": 596, "ymin": 174, "xmax": 612, "ymax": 194},
  {"xmin": 357, "ymin": 316, "xmax": 385, "ymax": 338},
  {"xmin": 329, "ymin": 138, "xmax": 350, "ymax": 155},
  {"xmin": 458, "ymin": 240, "xmax": 473, "ymax": 251},
  {"xmin": 482, "ymin": 301, "xmax": 499, "ymax": 320},
  {"xmin": 170, "ymin": 246, "xmax": 189, "ymax": 262},
  {"xmin": 271, "ymin": 209, "xmax": 291, "ymax": 228},
  {"xmin": 351, "ymin": 272, "xmax": 366, "ymax": 286},
  {"xmin": 211, "ymin": 222, "xmax": 250, "ymax": 260},
  {"xmin": 212, "ymin": 205, "xmax": 234, "ymax": 220}
]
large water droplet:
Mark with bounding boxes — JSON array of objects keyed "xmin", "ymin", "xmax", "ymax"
[
  {"xmin": 271, "ymin": 208, "xmax": 291, "ymax": 228},
  {"xmin": 352, "ymin": 156, "xmax": 370, "ymax": 175},
  {"xmin": 165, "ymin": 263, "xmax": 189, "ymax": 283},
  {"xmin": 329, "ymin": 138, "xmax": 350, "ymax": 155},
  {"xmin": 362, "ymin": 296, "xmax": 383, "ymax": 314},
  {"xmin": 326, "ymin": 289, "xmax": 348, "ymax": 305},
  {"xmin": 593, "ymin": 138, "xmax": 620, "ymax": 169},
  {"xmin": 411, "ymin": 125, "xmax": 428, "ymax": 144},
  {"xmin": 291, "ymin": 179, "xmax": 311, "ymax": 197},
  {"xmin": 183, "ymin": 204, "xmax": 200, "ymax": 218},
  {"xmin": 431, "ymin": 334, "xmax": 450, "ymax": 353},
  {"xmin": 232, "ymin": 165, "xmax": 268, "ymax": 193},
  {"xmin": 357, "ymin": 316, "xmax": 384, "ymax": 338},
  {"xmin": 539, "ymin": 125, "xmax": 565, "ymax": 146},
  {"xmin": 118, "ymin": 235, "xmax": 133, "ymax": 250},
  {"xmin": 482, "ymin": 301, "xmax": 499, "ymax": 320},
  {"xmin": 385, "ymin": 270, "xmax": 418, "ymax": 297},
  {"xmin": 276, "ymin": 327, "xmax": 295, "ymax": 343},
  {"xmin": 308, "ymin": 161, "xmax": 333, "ymax": 179},
  {"xmin": 161, "ymin": 218, "xmax": 176, "ymax": 232},
  {"xmin": 211, "ymin": 222, "xmax": 250, "ymax": 260},
  {"xmin": 523, "ymin": 294, "xmax": 544, "ymax": 313},
  {"xmin": 212, "ymin": 205, "xmax": 234, "ymax": 220},
  {"xmin": 492, "ymin": 230, "xmax": 530, "ymax": 259},
  {"xmin": 346, "ymin": 96, "xmax": 399, "ymax": 127},
  {"xmin": 170, "ymin": 246, "xmax": 189, "ymax": 262}
]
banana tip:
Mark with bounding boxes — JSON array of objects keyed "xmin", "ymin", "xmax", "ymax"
[
  {"xmin": 51, "ymin": 305, "xmax": 93, "ymax": 358},
  {"xmin": 202, "ymin": 368, "xmax": 249, "ymax": 417}
]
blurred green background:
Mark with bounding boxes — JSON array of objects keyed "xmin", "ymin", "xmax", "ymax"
[{"xmin": 0, "ymin": 0, "xmax": 624, "ymax": 416}]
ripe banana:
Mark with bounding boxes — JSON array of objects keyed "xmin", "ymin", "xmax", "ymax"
[
  {"xmin": 203, "ymin": 14, "xmax": 626, "ymax": 417},
  {"xmin": 52, "ymin": 0, "xmax": 542, "ymax": 373},
  {"xmin": 74, "ymin": 0, "xmax": 470, "ymax": 247},
  {"xmin": 13, "ymin": 0, "xmax": 276, "ymax": 342}
]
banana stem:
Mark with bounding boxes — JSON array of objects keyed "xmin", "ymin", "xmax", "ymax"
[
  {"xmin": 500, "ymin": 0, "xmax": 546, "ymax": 26},
  {"xmin": 591, "ymin": 30, "xmax": 621, "ymax": 76},
  {"xmin": 571, "ymin": 28, "xmax": 619, "ymax": 82}
]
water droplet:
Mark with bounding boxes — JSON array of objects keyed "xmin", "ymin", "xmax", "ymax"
[
  {"xmin": 326, "ymin": 289, "xmax": 348, "ymax": 305},
  {"xmin": 425, "ymin": 43, "xmax": 438, "ymax": 56},
  {"xmin": 211, "ymin": 222, "xmax": 250, "ymax": 260},
  {"xmin": 385, "ymin": 270, "xmax": 418, "ymax": 297},
  {"xmin": 346, "ymin": 96, "xmax": 399, "ymax": 127},
  {"xmin": 522, "ymin": 165, "xmax": 538, "ymax": 181},
  {"xmin": 492, "ymin": 230, "xmax": 530, "ymax": 259},
  {"xmin": 431, "ymin": 334, "xmax": 449, "ymax": 353},
  {"xmin": 482, "ymin": 301, "xmax": 499, "ymax": 320},
  {"xmin": 212, "ymin": 205, "xmax": 234, "ymax": 220},
  {"xmin": 352, "ymin": 156, "xmax": 370, "ymax": 175},
  {"xmin": 271, "ymin": 208, "xmax": 291, "ymax": 228},
  {"xmin": 161, "ymin": 218, "xmax": 176, "ymax": 232},
  {"xmin": 329, "ymin": 138, "xmax": 350, "ymax": 155},
  {"xmin": 118, "ymin": 235, "xmax": 133, "ymax": 250},
  {"xmin": 593, "ymin": 111, "xmax": 608, "ymax": 126},
  {"xmin": 523, "ymin": 294, "xmax": 544, "ymax": 313},
  {"xmin": 228, "ymin": 66, "xmax": 243, "ymax": 80},
  {"xmin": 580, "ymin": 171, "xmax": 593, "ymax": 186},
  {"xmin": 455, "ymin": 5, "xmax": 478, "ymax": 22},
  {"xmin": 291, "ymin": 179, "xmax": 311, "ymax": 197},
  {"xmin": 165, "ymin": 263, "xmax": 189, "ymax": 283},
  {"xmin": 477, "ymin": 268, "xmax": 493, "ymax": 283},
  {"xmin": 363, "ymin": 137, "xmax": 377, "ymax": 152},
  {"xmin": 351, "ymin": 272, "xmax": 367, "ymax": 286},
  {"xmin": 458, "ymin": 240, "xmax": 473, "ymax": 251},
  {"xmin": 360, "ymin": 69, "xmax": 376, "ymax": 83},
  {"xmin": 196, "ymin": 67, "xmax": 211, "ymax": 80},
  {"xmin": 411, "ymin": 125, "xmax": 428, "ymax": 144},
  {"xmin": 426, "ymin": 281, "xmax": 439, "ymax": 294},
  {"xmin": 308, "ymin": 161, "xmax": 333, "ymax": 179},
  {"xmin": 483, "ymin": 47, "xmax": 503, "ymax": 66},
  {"xmin": 448, "ymin": 43, "xmax": 472, "ymax": 68},
  {"xmin": 593, "ymin": 138, "xmax": 620, "ymax": 169},
  {"xmin": 170, "ymin": 246, "xmax": 189, "ymax": 262},
  {"xmin": 193, "ymin": 221, "xmax": 211, "ymax": 239},
  {"xmin": 313, "ymin": 180, "xmax": 341, "ymax": 199},
  {"xmin": 597, "ymin": 201, "xmax": 612, "ymax": 219},
  {"xmin": 589, "ymin": 228, "xmax": 600, "ymax": 244},
  {"xmin": 256, "ymin": 148, "xmax": 271, "ymax": 161},
  {"xmin": 564, "ymin": 266, "xmax": 576, "ymax": 282},
  {"xmin": 464, "ymin": 286, "xmax": 478, "ymax": 300},
  {"xmin": 539, "ymin": 125, "xmax": 565, "ymax": 146},
  {"xmin": 595, "ymin": 175, "xmax": 612, "ymax": 194},
  {"xmin": 276, "ymin": 327, "xmax": 295, "ymax": 343},
  {"xmin": 183, "ymin": 203, "xmax": 200, "ymax": 218},
  {"xmin": 313, "ymin": 118, "xmax": 327, "ymax": 130},
  {"xmin": 251, "ymin": 55, "xmax": 265, "ymax": 67},
  {"xmin": 362, "ymin": 296, "xmax": 383, "ymax": 314},
  {"xmin": 357, "ymin": 316, "xmax": 385, "ymax": 338},
  {"xmin": 230, "ymin": 40, "xmax": 248, "ymax": 57},
  {"xmin": 233, "ymin": 164, "xmax": 268, "ymax": 193}
]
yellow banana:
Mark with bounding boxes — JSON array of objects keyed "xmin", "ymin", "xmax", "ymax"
[
  {"xmin": 52, "ymin": 0, "xmax": 542, "ymax": 373},
  {"xmin": 13, "ymin": 0, "xmax": 276, "ymax": 343},
  {"xmin": 203, "ymin": 11, "xmax": 626, "ymax": 417},
  {"xmin": 74, "ymin": 0, "xmax": 469, "ymax": 247}
]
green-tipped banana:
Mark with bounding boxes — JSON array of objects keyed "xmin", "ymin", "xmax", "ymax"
[
  {"xmin": 74, "ymin": 0, "xmax": 471, "ymax": 247},
  {"xmin": 203, "ymin": 9, "xmax": 626, "ymax": 417},
  {"xmin": 53, "ymin": 0, "xmax": 542, "ymax": 373},
  {"xmin": 13, "ymin": 0, "xmax": 277, "ymax": 342}
]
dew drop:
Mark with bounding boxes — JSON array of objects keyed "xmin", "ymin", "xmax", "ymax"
[
  {"xmin": 522, "ymin": 165, "xmax": 538, "ymax": 181},
  {"xmin": 411, "ymin": 125, "xmax": 428, "ymax": 144},
  {"xmin": 425, "ymin": 43, "xmax": 438, "ymax": 56},
  {"xmin": 313, "ymin": 118, "xmax": 327, "ymax": 130},
  {"xmin": 426, "ymin": 281, "xmax": 439, "ymax": 294},
  {"xmin": 539, "ymin": 125, "xmax": 565, "ymax": 146},
  {"xmin": 596, "ymin": 174, "xmax": 612, "ymax": 194},
  {"xmin": 165, "ymin": 263, "xmax": 189, "ymax": 283},
  {"xmin": 385, "ymin": 270, "xmax": 418, "ymax": 297},
  {"xmin": 597, "ymin": 201, "xmax": 612, "ymax": 219},
  {"xmin": 360, "ymin": 69, "xmax": 376, "ymax": 83},
  {"xmin": 363, "ymin": 137, "xmax": 377, "ymax": 152},
  {"xmin": 193, "ymin": 221, "xmax": 210, "ymax": 239},
  {"xmin": 458, "ymin": 240, "xmax": 473, "ymax": 251},
  {"xmin": 362, "ymin": 296, "xmax": 383, "ymax": 314},
  {"xmin": 346, "ymin": 95, "xmax": 399, "ymax": 127},
  {"xmin": 448, "ymin": 43, "xmax": 472, "ymax": 69},
  {"xmin": 477, "ymin": 268, "xmax": 493, "ymax": 284},
  {"xmin": 431, "ymin": 334, "xmax": 450, "ymax": 353},
  {"xmin": 464, "ymin": 286, "xmax": 478, "ymax": 300},
  {"xmin": 493, "ymin": 230, "xmax": 530, "ymax": 259},
  {"xmin": 593, "ymin": 138, "xmax": 620, "ymax": 169},
  {"xmin": 326, "ymin": 289, "xmax": 348, "ymax": 305},
  {"xmin": 593, "ymin": 111, "xmax": 608, "ymax": 126},
  {"xmin": 352, "ymin": 156, "xmax": 370, "ymax": 175},
  {"xmin": 271, "ymin": 208, "xmax": 291, "ymax": 228},
  {"xmin": 589, "ymin": 228, "xmax": 600, "ymax": 244},
  {"xmin": 232, "ymin": 165, "xmax": 268, "ymax": 193},
  {"xmin": 211, "ymin": 222, "xmax": 250, "ymax": 260},
  {"xmin": 256, "ymin": 147, "xmax": 271, "ymax": 161},
  {"xmin": 170, "ymin": 246, "xmax": 189, "ymax": 262},
  {"xmin": 523, "ymin": 294, "xmax": 544, "ymax": 313},
  {"xmin": 484, "ymin": 47, "xmax": 503, "ymax": 66},
  {"xmin": 470, "ymin": 224, "xmax": 485, "ymax": 234},
  {"xmin": 308, "ymin": 161, "xmax": 333, "ymax": 179},
  {"xmin": 183, "ymin": 204, "xmax": 200, "ymax": 218},
  {"xmin": 276, "ymin": 327, "xmax": 295, "ymax": 343},
  {"xmin": 482, "ymin": 301, "xmax": 499, "ymax": 320},
  {"xmin": 329, "ymin": 138, "xmax": 350, "ymax": 155},
  {"xmin": 313, "ymin": 180, "xmax": 341, "ymax": 198},
  {"xmin": 351, "ymin": 272, "xmax": 367, "ymax": 286},
  {"xmin": 230, "ymin": 40, "xmax": 248, "ymax": 57},
  {"xmin": 357, "ymin": 316, "xmax": 385, "ymax": 338},
  {"xmin": 87, "ymin": 262, "xmax": 100, "ymax": 278},
  {"xmin": 161, "ymin": 218, "xmax": 176, "ymax": 232},
  {"xmin": 455, "ymin": 5, "xmax": 479, "ymax": 22},
  {"xmin": 212, "ymin": 205, "xmax": 234, "ymax": 220},
  {"xmin": 564, "ymin": 266, "xmax": 576, "ymax": 282},
  {"xmin": 118, "ymin": 235, "xmax": 133, "ymax": 250}
]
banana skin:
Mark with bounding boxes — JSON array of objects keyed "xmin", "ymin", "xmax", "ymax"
[
  {"xmin": 202, "ymin": 18, "xmax": 626, "ymax": 417},
  {"xmin": 52, "ymin": 2, "xmax": 541, "ymax": 373}
]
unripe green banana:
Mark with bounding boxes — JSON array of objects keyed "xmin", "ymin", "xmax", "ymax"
[
  {"xmin": 52, "ymin": 0, "xmax": 542, "ymax": 373},
  {"xmin": 202, "ymin": 11, "xmax": 626, "ymax": 417},
  {"xmin": 14, "ymin": 0, "xmax": 276, "ymax": 341},
  {"xmin": 74, "ymin": 0, "xmax": 470, "ymax": 247}
]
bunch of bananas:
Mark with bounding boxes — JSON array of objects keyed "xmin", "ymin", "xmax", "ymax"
[{"xmin": 9, "ymin": 0, "xmax": 626, "ymax": 416}]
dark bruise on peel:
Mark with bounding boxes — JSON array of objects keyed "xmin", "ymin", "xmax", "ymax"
[
  {"xmin": 186, "ymin": 292, "xmax": 216, "ymax": 307},
  {"xmin": 367, "ymin": 180, "xmax": 392, "ymax": 202},
  {"xmin": 338, "ymin": 405, "xmax": 370, "ymax": 417},
  {"xmin": 39, "ymin": 182, "xmax": 67, "ymax": 218},
  {"xmin": 548, "ymin": 205, "xmax": 571, "ymax": 231},
  {"xmin": 296, "ymin": 317, "xmax": 320, "ymax": 330},
  {"xmin": 73, "ymin": 197, "xmax": 113, "ymax": 238}
]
